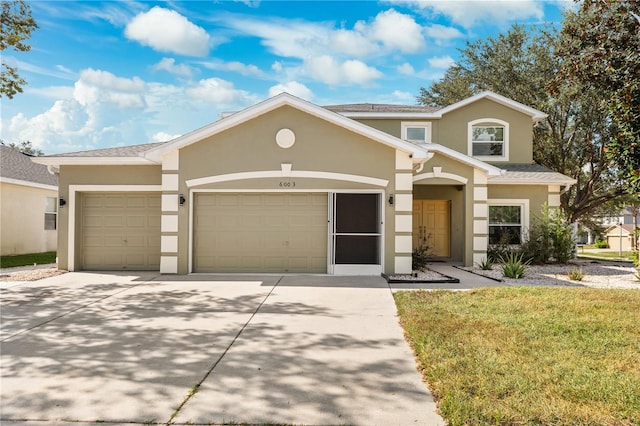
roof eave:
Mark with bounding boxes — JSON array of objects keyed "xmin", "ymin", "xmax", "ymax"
[
  {"xmin": 31, "ymin": 157, "xmax": 159, "ymax": 167},
  {"xmin": 421, "ymin": 143, "xmax": 503, "ymax": 176},
  {"xmin": 336, "ymin": 112, "xmax": 441, "ymax": 119},
  {"xmin": 488, "ymin": 178, "xmax": 577, "ymax": 186},
  {"xmin": 438, "ymin": 91, "xmax": 548, "ymax": 121}
]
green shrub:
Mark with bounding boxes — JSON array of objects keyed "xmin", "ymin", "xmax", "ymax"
[
  {"xmin": 499, "ymin": 252, "xmax": 530, "ymax": 279},
  {"xmin": 475, "ymin": 257, "xmax": 494, "ymax": 270},
  {"xmin": 412, "ymin": 226, "xmax": 431, "ymax": 271},
  {"xmin": 594, "ymin": 239, "xmax": 609, "ymax": 249},
  {"xmin": 520, "ymin": 204, "xmax": 575, "ymax": 264},
  {"xmin": 567, "ymin": 268, "xmax": 585, "ymax": 281}
]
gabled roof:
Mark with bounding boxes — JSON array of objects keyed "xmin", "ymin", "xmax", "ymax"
[
  {"xmin": 330, "ymin": 91, "xmax": 547, "ymax": 122},
  {"xmin": 143, "ymin": 92, "xmax": 430, "ymax": 162},
  {"xmin": 604, "ymin": 224, "xmax": 638, "ymax": 235},
  {"xmin": 33, "ymin": 142, "xmax": 164, "ymax": 166},
  {"xmin": 0, "ymin": 144, "xmax": 58, "ymax": 188}
]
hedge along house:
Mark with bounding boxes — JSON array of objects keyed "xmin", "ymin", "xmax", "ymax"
[{"xmin": 34, "ymin": 91, "xmax": 575, "ymax": 275}]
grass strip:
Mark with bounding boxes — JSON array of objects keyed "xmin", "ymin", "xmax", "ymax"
[
  {"xmin": 0, "ymin": 251, "xmax": 57, "ymax": 268},
  {"xmin": 394, "ymin": 287, "xmax": 640, "ymax": 426}
]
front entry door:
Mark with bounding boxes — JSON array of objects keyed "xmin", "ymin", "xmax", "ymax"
[{"xmin": 412, "ymin": 200, "xmax": 451, "ymax": 257}]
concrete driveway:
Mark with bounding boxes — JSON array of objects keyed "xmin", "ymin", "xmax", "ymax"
[{"xmin": 0, "ymin": 272, "xmax": 444, "ymax": 425}]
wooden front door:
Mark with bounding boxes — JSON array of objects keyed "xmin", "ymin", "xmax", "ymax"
[{"xmin": 412, "ymin": 200, "xmax": 451, "ymax": 257}]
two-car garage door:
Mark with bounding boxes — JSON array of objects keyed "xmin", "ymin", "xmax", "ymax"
[{"xmin": 193, "ymin": 193, "xmax": 328, "ymax": 273}]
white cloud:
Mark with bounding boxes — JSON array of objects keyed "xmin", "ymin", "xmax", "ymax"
[
  {"xmin": 3, "ymin": 69, "xmax": 259, "ymax": 154},
  {"xmin": 272, "ymin": 61, "xmax": 283, "ymax": 72},
  {"xmin": 151, "ymin": 131, "xmax": 181, "ymax": 142},
  {"xmin": 391, "ymin": 90, "xmax": 415, "ymax": 103},
  {"xmin": 185, "ymin": 78, "xmax": 252, "ymax": 107},
  {"xmin": 397, "ymin": 62, "xmax": 415, "ymax": 75},
  {"xmin": 303, "ymin": 55, "xmax": 382, "ymax": 86},
  {"xmin": 199, "ymin": 60, "xmax": 265, "ymax": 77},
  {"xmin": 219, "ymin": 8, "xmax": 425, "ymax": 59},
  {"xmin": 424, "ymin": 24, "xmax": 464, "ymax": 41},
  {"xmin": 74, "ymin": 69, "xmax": 146, "ymax": 109},
  {"xmin": 125, "ymin": 6, "xmax": 210, "ymax": 56},
  {"xmin": 428, "ymin": 55, "xmax": 455, "ymax": 69},
  {"xmin": 268, "ymin": 81, "xmax": 314, "ymax": 101},
  {"xmin": 368, "ymin": 9, "xmax": 425, "ymax": 53},
  {"xmin": 152, "ymin": 58, "xmax": 195, "ymax": 77},
  {"xmin": 396, "ymin": 0, "xmax": 545, "ymax": 28}
]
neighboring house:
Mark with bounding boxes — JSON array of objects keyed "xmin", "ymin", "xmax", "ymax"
[
  {"xmin": 601, "ymin": 206, "xmax": 640, "ymax": 227},
  {"xmin": 0, "ymin": 145, "xmax": 58, "ymax": 256},
  {"xmin": 34, "ymin": 91, "xmax": 575, "ymax": 275},
  {"xmin": 604, "ymin": 224, "xmax": 638, "ymax": 252}
]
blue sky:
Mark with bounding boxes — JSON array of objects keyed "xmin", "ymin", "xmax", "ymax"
[{"xmin": 1, "ymin": 0, "xmax": 570, "ymax": 154}]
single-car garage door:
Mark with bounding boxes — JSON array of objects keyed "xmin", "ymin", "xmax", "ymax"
[
  {"xmin": 80, "ymin": 192, "xmax": 161, "ymax": 270},
  {"xmin": 194, "ymin": 193, "xmax": 327, "ymax": 273}
]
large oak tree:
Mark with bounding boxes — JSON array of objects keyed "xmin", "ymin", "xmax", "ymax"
[{"xmin": 418, "ymin": 24, "xmax": 627, "ymax": 223}]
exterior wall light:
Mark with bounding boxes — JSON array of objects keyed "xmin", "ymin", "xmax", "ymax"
[
  {"xmin": 179, "ymin": 194, "xmax": 186, "ymax": 206},
  {"xmin": 59, "ymin": 198, "xmax": 67, "ymax": 207},
  {"xmin": 388, "ymin": 194, "xmax": 394, "ymax": 206}
]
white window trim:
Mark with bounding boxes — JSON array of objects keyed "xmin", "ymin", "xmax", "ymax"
[
  {"xmin": 487, "ymin": 199, "xmax": 529, "ymax": 245},
  {"xmin": 468, "ymin": 118, "xmax": 509, "ymax": 162},
  {"xmin": 44, "ymin": 196, "xmax": 57, "ymax": 231},
  {"xmin": 401, "ymin": 121, "xmax": 432, "ymax": 143}
]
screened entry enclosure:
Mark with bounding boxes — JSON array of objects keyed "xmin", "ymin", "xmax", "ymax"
[{"xmin": 330, "ymin": 193, "xmax": 382, "ymax": 274}]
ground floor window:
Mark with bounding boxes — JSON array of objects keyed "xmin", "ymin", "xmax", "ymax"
[
  {"xmin": 44, "ymin": 197, "xmax": 57, "ymax": 230},
  {"xmin": 488, "ymin": 201, "xmax": 528, "ymax": 245}
]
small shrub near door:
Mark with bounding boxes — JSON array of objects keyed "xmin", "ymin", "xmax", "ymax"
[{"xmin": 412, "ymin": 226, "xmax": 432, "ymax": 271}]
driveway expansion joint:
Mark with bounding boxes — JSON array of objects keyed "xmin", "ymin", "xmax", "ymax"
[{"xmin": 165, "ymin": 275, "xmax": 284, "ymax": 425}]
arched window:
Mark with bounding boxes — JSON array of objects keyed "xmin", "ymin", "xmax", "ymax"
[{"xmin": 468, "ymin": 118, "xmax": 509, "ymax": 161}]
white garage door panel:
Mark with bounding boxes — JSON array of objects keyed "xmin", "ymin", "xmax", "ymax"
[
  {"xmin": 80, "ymin": 193, "xmax": 161, "ymax": 271},
  {"xmin": 194, "ymin": 193, "xmax": 327, "ymax": 273}
]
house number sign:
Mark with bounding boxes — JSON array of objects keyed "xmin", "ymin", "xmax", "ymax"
[{"xmin": 279, "ymin": 181, "xmax": 296, "ymax": 187}]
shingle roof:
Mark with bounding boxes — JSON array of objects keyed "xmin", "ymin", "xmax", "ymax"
[
  {"xmin": 47, "ymin": 141, "xmax": 168, "ymax": 158},
  {"xmin": 324, "ymin": 103, "xmax": 440, "ymax": 114},
  {"xmin": 0, "ymin": 145, "xmax": 58, "ymax": 186},
  {"xmin": 490, "ymin": 163, "xmax": 575, "ymax": 184}
]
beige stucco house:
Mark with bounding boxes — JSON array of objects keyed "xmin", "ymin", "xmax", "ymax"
[
  {"xmin": 34, "ymin": 91, "xmax": 575, "ymax": 275},
  {"xmin": 1, "ymin": 145, "xmax": 58, "ymax": 256}
]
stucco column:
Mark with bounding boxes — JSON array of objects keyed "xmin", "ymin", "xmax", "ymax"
[
  {"xmin": 548, "ymin": 185, "xmax": 561, "ymax": 208},
  {"xmin": 160, "ymin": 150, "xmax": 179, "ymax": 274},
  {"xmin": 394, "ymin": 150, "xmax": 413, "ymax": 274},
  {"xmin": 472, "ymin": 169, "xmax": 489, "ymax": 266}
]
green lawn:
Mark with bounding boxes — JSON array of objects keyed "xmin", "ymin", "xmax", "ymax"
[
  {"xmin": 0, "ymin": 251, "xmax": 57, "ymax": 268},
  {"xmin": 577, "ymin": 250, "xmax": 637, "ymax": 262},
  {"xmin": 394, "ymin": 287, "xmax": 640, "ymax": 426}
]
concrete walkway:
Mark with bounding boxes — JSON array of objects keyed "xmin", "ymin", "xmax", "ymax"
[{"xmin": 1, "ymin": 272, "xmax": 445, "ymax": 425}]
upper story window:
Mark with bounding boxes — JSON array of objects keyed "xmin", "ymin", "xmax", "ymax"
[
  {"xmin": 402, "ymin": 122, "xmax": 431, "ymax": 144},
  {"xmin": 44, "ymin": 197, "xmax": 57, "ymax": 230},
  {"xmin": 468, "ymin": 118, "xmax": 509, "ymax": 161}
]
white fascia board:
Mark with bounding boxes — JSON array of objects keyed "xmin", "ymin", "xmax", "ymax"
[
  {"xmin": 31, "ymin": 157, "xmax": 158, "ymax": 166},
  {"xmin": 437, "ymin": 91, "xmax": 548, "ymax": 121},
  {"xmin": 0, "ymin": 177, "xmax": 58, "ymax": 191},
  {"xmin": 488, "ymin": 177, "xmax": 577, "ymax": 186},
  {"xmin": 421, "ymin": 143, "xmax": 503, "ymax": 176},
  {"xmin": 336, "ymin": 91, "xmax": 547, "ymax": 122},
  {"xmin": 144, "ymin": 92, "xmax": 429, "ymax": 162},
  {"xmin": 337, "ymin": 112, "xmax": 441, "ymax": 119}
]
